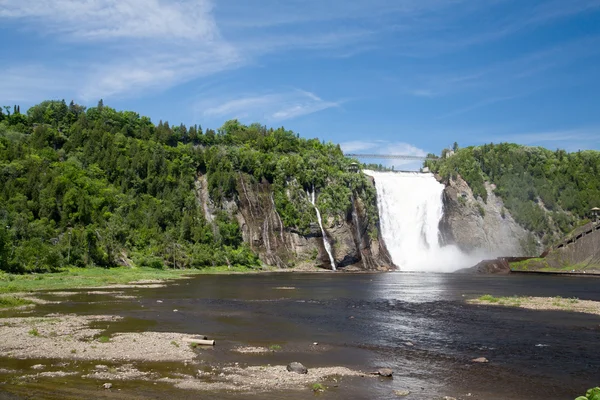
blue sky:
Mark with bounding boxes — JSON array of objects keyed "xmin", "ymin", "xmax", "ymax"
[{"xmin": 1, "ymin": 0, "xmax": 600, "ymax": 168}]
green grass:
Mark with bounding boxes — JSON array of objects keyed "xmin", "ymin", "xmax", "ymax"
[
  {"xmin": 28, "ymin": 328, "xmax": 40, "ymax": 337},
  {"xmin": 170, "ymin": 341, "xmax": 180, "ymax": 348},
  {"xmin": 479, "ymin": 294, "xmax": 500, "ymax": 303},
  {"xmin": 510, "ymin": 258, "xmax": 600, "ymax": 273},
  {"xmin": 477, "ymin": 295, "xmax": 522, "ymax": 307},
  {"xmin": 269, "ymin": 344, "xmax": 282, "ymax": 351},
  {"xmin": 0, "ymin": 266, "xmax": 261, "ymax": 294},
  {"xmin": 0, "ymin": 295, "xmax": 34, "ymax": 308},
  {"xmin": 98, "ymin": 336, "xmax": 110, "ymax": 343},
  {"xmin": 312, "ymin": 383, "xmax": 325, "ymax": 392}
]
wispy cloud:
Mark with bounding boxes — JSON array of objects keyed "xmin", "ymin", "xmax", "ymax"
[
  {"xmin": 0, "ymin": 0, "xmax": 240, "ymax": 101},
  {"xmin": 197, "ymin": 90, "xmax": 342, "ymax": 122},
  {"xmin": 489, "ymin": 128, "xmax": 600, "ymax": 145},
  {"xmin": 436, "ymin": 93, "xmax": 525, "ymax": 119},
  {"xmin": 340, "ymin": 140, "xmax": 428, "ymax": 169}
]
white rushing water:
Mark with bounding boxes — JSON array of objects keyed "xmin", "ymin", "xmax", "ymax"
[
  {"xmin": 308, "ymin": 188, "xmax": 337, "ymax": 271},
  {"xmin": 365, "ymin": 170, "xmax": 476, "ymax": 272}
]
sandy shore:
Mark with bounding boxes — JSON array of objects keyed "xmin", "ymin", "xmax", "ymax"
[
  {"xmin": 0, "ymin": 310, "xmax": 369, "ymax": 394},
  {"xmin": 0, "ymin": 313, "xmax": 199, "ymax": 362}
]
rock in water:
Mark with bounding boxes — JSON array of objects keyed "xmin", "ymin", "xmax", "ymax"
[
  {"xmin": 286, "ymin": 362, "xmax": 308, "ymax": 374},
  {"xmin": 471, "ymin": 357, "xmax": 489, "ymax": 363},
  {"xmin": 377, "ymin": 368, "xmax": 393, "ymax": 377}
]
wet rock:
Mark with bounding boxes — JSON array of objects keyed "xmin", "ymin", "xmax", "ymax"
[
  {"xmin": 286, "ymin": 362, "xmax": 308, "ymax": 374},
  {"xmin": 471, "ymin": 357, "xmax": 489, "ymax": 363},
  {"xmin": 102, "ymin": 383, "xmax": 112, "ymax": 389},
  {"xmin": 369, "ymin": 368, "xmax": 394, "ymax": 377},
  {"xmin": 394, "ymin": 389, "xmax": 410, "ymax": 396},
  {"xmin": 404, "ymin": 341, "xmax": 414, "ymax": 347}
]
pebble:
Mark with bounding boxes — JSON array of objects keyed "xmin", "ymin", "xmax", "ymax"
[{"xmin": 102, "ymin": 383, "xmax": 112, "ymax": 389}]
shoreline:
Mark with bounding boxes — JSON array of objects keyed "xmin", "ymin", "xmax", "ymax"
[{"xmin": 468, "ymin": 295, "xmax": 600, "ymax": 316}]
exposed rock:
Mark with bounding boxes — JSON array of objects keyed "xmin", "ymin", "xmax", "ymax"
[
  {"xmin": 457, "ymin": 259, "xmax": 511, "ymax": 274},
  {"xmin": 102, "ymin": 383, "xmax": 112, "ymax": 389},
  {"xmin": 439, "ymin": 175, "xmax": 540, "ymax": 257},
  {"xmin": 31, "ymin": 364, "xmax": 45, "ymax": 370},
  {"xmin": 471, "ymin": 357, "xmax": 489, "ymax": 363},
  {"xmin": 195, "ymin": 173, "xmax": 393, "ymax": 271},
  {"xmin": 286, "ymin": 362, "xmax": 308, "ymax": 374},
  {"xmin": 395, "ymin": 390, "xmax": 410, "ymax": 396},
  {"xmin": 375, "ymin": 368, "xmax": 393, "ymax": 377}
]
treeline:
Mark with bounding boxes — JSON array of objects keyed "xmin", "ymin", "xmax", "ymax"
[
  {"xmin": 425, "ymin": 143, "xmax": 600, "ymax": 244},
  {"xmin": 0, "ymin": 100, "xmax": 376, "ymax": 273}
]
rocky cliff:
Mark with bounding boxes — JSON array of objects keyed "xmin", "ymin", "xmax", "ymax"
[
  {"xmin": 196, "ymin": 173, "xmax": 393, "ymax": 271},
  {"xmin": 439, "ymin": 175, "xmax": 542, "ymax": 257}
]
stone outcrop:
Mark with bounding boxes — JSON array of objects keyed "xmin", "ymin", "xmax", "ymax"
[
  {"xmin": 195, "ymin": 173, "xmax": 393, "ymax": 271},
  {"xmin": 456, "ymin": 258, "xmax": 511, "ymax": 274},
  {"xmin": 439, "ymin": 175, "xmax": 542, "ymax": 257}
]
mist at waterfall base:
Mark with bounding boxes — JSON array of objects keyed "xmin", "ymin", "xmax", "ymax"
[{"xmin": 365, "ymin": 170, "xmax": 483, "ymax": 272}]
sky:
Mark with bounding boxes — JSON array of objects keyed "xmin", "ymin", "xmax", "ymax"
[{"xmin": 1, "ymin": 0, "xmax": 600, "ymax": 169}]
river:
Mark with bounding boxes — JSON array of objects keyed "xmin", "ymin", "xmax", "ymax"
[{"xmin": 1, "ymin": 272, "xmax": 599, "ymax": 399}]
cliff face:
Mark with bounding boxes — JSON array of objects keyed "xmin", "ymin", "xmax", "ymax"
[
  {"xmin": 439, "ymin": 175, "xmax": 542, "ymax": 257},
  {"xmin": 196, "ymin": 173, "xmax": 393, "ymax": 271}
]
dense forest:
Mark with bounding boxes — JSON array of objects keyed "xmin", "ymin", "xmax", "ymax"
[
  {"xmin": 425, "ymin": 143, "xmax": 600, "ymax": 245},
  {"xmin": 0, "ymin": 100, "xmax": 376, "ymax": 273}
]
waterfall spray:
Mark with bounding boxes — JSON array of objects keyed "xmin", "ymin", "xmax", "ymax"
[
  {"xmin": 308, "ymin": 186, "xmax": 337, "ymax": 271},
  {"xmin": 364, "ymin": 171, "xmax": 475, "ymax": 272}
]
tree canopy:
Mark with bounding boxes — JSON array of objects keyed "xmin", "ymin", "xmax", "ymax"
[
  {"xmin": 0, "ymin": 100, "xmax": 376, "ymax": 273},
  {"xmin": 425, "ymin": 143, "xmax": 600, "ymax": 244}
]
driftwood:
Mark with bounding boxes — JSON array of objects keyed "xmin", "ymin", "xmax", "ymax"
[{"xmin": 182, "ymin": 338, "xmax": 215, "ymax": 346}]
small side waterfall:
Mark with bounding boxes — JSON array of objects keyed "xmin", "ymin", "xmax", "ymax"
[
  {"xmin": 308, "ymin": 187, "xmax": 337, "ymax": 271},
  {"xmin": 364, "ymin": 171, "xmax": 475, "ymax": 272}
]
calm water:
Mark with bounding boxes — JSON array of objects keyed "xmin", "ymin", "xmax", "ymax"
[{"xmin": 2, "ymin": 272, "xmax": 599, "ymax": 399}]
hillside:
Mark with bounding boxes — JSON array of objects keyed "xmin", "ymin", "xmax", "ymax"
[
  {"xmin": 425, "ymin": 143, "xmax": 600, "ymax": 250},
  {"xmin": 0, "ymin": 100, "xmax": 387, "ymax": 273}
]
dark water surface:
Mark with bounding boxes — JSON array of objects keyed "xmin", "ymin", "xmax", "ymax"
[{"xmin": 2, "ymin": 272, "xmax": 600, "ymax": 399}]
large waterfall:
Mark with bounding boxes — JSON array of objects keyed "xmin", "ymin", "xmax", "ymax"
[{"xmin": 365, "ymin": 171, "xmax": 474, "ymax": 272}]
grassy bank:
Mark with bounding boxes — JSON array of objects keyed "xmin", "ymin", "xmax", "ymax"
[
  {"xmin": 510, "ymin": 258, "xmax": 600, "ymax": 273},
  {"xmin": 0, "ymin": 266, "xmax": 259, "ymax": 295},
  {"xmin": 469, "ymin": 295, "xmax": 600, "ymax": 315}
]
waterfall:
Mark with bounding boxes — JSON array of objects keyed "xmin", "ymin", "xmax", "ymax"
[
  {"xmin": 365, "ymin": 171, "xmax": 474, "ymax": 272},
  {"xmin": 308, "ymin": 187, "xmax": 337, "ymax": 271}
]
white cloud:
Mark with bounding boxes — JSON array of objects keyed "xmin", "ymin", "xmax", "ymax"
[
  {"xmin": 0, "ymin": 0, "xmax": 239, "ymax": 101},
  {"xmin": 197, "ymin": 90, "xmax": 341, "ymax": 122},
  {"xmin": 0, "ymin": 0, "xmax": 217, "ymax": 40},
  {"xmin": 490, "ymin": 129, "xmax": 600, "ymax": 145},
  {"xmin": 340, "ymin": 140, "xmax": 428, "ymax": 170}
]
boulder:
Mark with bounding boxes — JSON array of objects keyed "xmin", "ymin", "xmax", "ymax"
[{"xmin": 286, "ymin": 362, "xmax": 308, "ymax": 374}]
